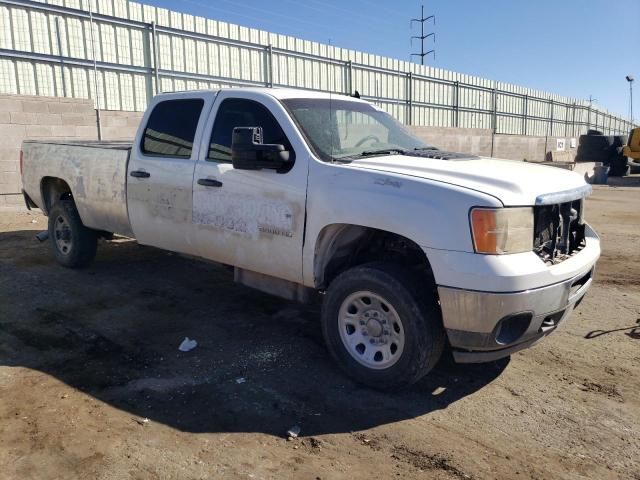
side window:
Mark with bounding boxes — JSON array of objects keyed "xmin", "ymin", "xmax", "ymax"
[
  {"xmin": 208, "ymin": 98, "xmax": 293, "ymax": 163},
  {"xmin": 141, "ymin": 99, "xmax": 204, "ymax": 158}
]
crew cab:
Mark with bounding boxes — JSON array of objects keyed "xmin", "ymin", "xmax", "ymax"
[{"xmin": 20, "ymin": 88, "xmax": 600, "ymax": 389}]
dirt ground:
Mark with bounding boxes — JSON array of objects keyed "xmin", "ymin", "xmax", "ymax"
[{"xmin": 1, "ymin": 182, "xmax": 639, "ymax": 480}]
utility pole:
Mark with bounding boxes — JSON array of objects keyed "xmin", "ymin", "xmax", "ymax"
[
  {"xmin": 586, "ymin": 95, "xmax": 596, "ymax": 130},
  {"xmin": 626, "ymin": 75, "xmax": 635, "ymax": 126},
  {"xmin": 587, "ymin": 95, "xmax": 598, "ymax": 130},
  {"xmin": 410, "ymin": 4, "xmax": 435, "ymax": 65},
  {"xmin": 89, "ymin": 1, "xmax": 102, "ymax": 140}
]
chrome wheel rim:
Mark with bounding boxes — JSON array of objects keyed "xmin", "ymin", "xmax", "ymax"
[
  {"xmin": 338, "ymin": 291, "xmax": 405, "ymax": 370},
  {"xmin": 53, "ymin": 215, "xmax": 72, "ymax": 255}
]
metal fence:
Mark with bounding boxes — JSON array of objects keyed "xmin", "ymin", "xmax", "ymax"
[{"xmin": 0, "ymin": 0, "xmax": 635, "ymax": 137}]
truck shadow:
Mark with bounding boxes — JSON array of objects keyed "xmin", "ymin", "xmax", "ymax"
[{"xmin": 0, "ymin": 229, "xmax": 508, "ymax": 437}]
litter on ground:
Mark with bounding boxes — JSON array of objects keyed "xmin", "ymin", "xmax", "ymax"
[{"xmin": 178, "ymin": 337, "xmax": 197, "ymax": 352}]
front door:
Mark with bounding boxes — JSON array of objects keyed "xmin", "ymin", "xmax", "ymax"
[{"xmin": 192, "ymin": 91, "xmax": 308, "ymax": 284}]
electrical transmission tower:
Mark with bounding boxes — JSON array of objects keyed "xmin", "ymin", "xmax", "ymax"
[{"xmin": 411, "ymin": 4, "xmax": 435, "ymax": 65}]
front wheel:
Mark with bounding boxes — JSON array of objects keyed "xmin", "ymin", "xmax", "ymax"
[
  {"xmin": 48, "ymin": 198, "xmax": 97, "ymax": 268},
  {"xmin": 321, "ymin": 263, "xmax": 445, "ymax": 390}
]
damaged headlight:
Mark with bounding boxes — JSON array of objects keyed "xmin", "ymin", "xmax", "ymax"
[{"xmin": 470, "ymin": 207, "xmax": 533, "ymax": 254}]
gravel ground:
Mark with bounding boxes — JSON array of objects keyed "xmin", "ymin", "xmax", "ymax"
[{"xmin": 0, "ymin": 182, "xmax": 639, "ymax": 480}]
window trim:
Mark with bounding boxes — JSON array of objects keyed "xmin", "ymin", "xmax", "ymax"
[
  {"xmin": 206, "ymin": 97, "xmax": 296, "ymax": 169},
  {"xmin": 140, "ymin": 98, "xmax": 205, "ymax": 160},
  {"xmin": 279, "ymin": 99, "xmax": 332, "ymax": 162}
]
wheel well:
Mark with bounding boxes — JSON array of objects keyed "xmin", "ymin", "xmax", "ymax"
[
  {"xmin": 314, "ymin": 224, "xmax": 435, "ymax": 289},
  {"xmin": 41, "ymin": 177, "xmax": 73, "ymax": 214}
]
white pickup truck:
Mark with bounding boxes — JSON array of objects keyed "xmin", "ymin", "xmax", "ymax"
[{"xmin": 20, "ymin": 88, "xmax": 600, "ymax": 389}]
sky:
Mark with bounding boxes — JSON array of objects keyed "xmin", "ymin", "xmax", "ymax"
[{"xmin": 143, "ymin": 0, "xmax": 639, "ymax": 119}]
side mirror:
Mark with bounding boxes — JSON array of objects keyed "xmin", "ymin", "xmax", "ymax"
[{"xmin": 231, "ymin": 127, "xmax": 290, "ymax": 171}]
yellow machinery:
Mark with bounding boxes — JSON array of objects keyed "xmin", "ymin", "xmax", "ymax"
[{"xmin": 622, "ymin": 127, "xmax": 640, "ymax": 160}]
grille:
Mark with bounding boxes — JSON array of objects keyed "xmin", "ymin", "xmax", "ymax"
[{"xmin": 533, "ymin": 199, "xmax": 586, "ymax": 265}]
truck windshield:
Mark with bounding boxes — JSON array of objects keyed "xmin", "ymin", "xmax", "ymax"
[{"xmin": 281, "ymin": 98, "xmax": 433, "ymax": 162}]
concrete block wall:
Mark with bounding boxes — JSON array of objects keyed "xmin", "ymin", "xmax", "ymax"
[
  {"xmin": 0, "ymin": 94, "xmax": 99, "ymax": 207},
  {"xmin": 100, "ymin": 111, "xmax": 144, "ymax": 140},
  {"xmin": 0, "ymin": 96, "xmax": 145, "ymax": 207},
  {"xmin": 493, "ymin": 135, "xmax": 577, "ymax": 162},
  {"xmin": 410, "ymin": 126, "xmax": 578, "ymax": 162},
  {"xmin": 408, "ymin": 126, "xmax": 494, "ymax": 156}
]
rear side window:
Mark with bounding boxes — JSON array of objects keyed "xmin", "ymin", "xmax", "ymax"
[
  {"xmin": 142, "ymin": 99, "xmax": 204, "ymax": 158},
  {"xmin": 208, "ymin": 98, "xmax": 293, "ymax": 162}
]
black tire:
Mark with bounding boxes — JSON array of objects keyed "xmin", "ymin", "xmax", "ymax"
[
  {"xmin": 577, "ymin": 135, "xmax": 611, "ymax": 162},
  {"xmin": 608, "ymin": 135, "xmax": 628, "ymax": 148},
  {"xmin": 321, "ymin": 262, "xmax": 445, "ymax": 390},
  {"xmin": 576, "ymin": 135, "xmax": 627, "ymax": 163},
  {"xmin": 608, "ymin": 152, "xmax": 630, "ymax": 177},
  {"xmin": 48, "ymin": 198, "xmax": 98, "ymax": 268}
]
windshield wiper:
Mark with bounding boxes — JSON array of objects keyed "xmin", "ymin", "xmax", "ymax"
[
  {"xmin": 413, "ymin": 146, "xmax": 439, "ymax": 151},
  {"xmin": 331, "ymin": 157, "xmax": 355, "ymax": 163},
  {"xmin": 360, "ymin": 148, "xmax": 406, "ymax": 156},
  {"xmin": 331, "ymin": 148, "xmax": 407, "ymax": 163}
]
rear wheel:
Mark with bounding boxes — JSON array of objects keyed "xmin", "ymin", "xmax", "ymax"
[
  {"xmin": 48, "ymin": 198, "xmax": 97, "ymax": 268},
  {"xmin": 321, "ymin": 262, "xmax": 445, "ymax": 390}
]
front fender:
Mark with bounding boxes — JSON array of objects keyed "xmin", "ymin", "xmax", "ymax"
[{"xmin": 302, "ymin": 161, "xmax": 501, "ymax": 287}]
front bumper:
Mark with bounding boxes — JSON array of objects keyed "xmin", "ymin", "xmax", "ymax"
[{"xmin": 438, "ymin": 264, "xmax": 596, "ymax": 364}]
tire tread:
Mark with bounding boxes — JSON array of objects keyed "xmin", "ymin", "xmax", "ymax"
[
  {"xmin": 321, "ymin": 262, "xmax": 445, "ymax": 390},
  {"xmin": 48, "ymin": 199, "xmax": 97, "ymax": 268}
]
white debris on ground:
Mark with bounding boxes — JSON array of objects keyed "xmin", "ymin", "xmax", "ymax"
[
  {"xmin": 247, "ymin": 346, "xmax": 282, "ymax": 365},
  {"xmin": 178, "ymin": 337, "xmax": 197, "ymax": 352},
  {"xmin": 432, "ymin": 386, "xmax": 447, "ymax": 396},
  {"xmin": 286, "ymin": 425, "xmax": 301, "ymax": 439}
]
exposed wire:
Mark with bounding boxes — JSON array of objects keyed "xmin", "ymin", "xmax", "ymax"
[
  {"xmin": 180, "ymin": 0, "xmax": 311, "ymax": 37},
  {"xmin": 190, "ymin": 0, "xmax": 330, "ymax": 29},
  {"xmin": 184, "ymin": 0, "xmax": 406, "ymax": 41},
  {"xmin": 287, "ymin": 0, "xmax": 408, "ymax": 30},
  {"xmin": 348, "ymin": 0, "xmax": 410, "ymax": 20}
]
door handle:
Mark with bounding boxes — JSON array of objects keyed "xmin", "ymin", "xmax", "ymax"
[
  {"xmin": 130, "ymin": 170, "xmax": 151, "ymax": 178},
  {"xmin": 197, "ymin": 178, "xmax": 223, "ymax": 188}
]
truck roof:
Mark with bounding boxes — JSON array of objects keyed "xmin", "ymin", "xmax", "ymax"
[{"xmin": 156, "ymin": 86, "xmax": 368, "ymax": 102}]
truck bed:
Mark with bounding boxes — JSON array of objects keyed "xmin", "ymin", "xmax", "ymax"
[
  {"xmin": 23, "ymin": 140, "xmax": 133, "ymax": 150},
  {"xmin": 21, "ymin": 140, "xmax": 134, "ymax": 237}
]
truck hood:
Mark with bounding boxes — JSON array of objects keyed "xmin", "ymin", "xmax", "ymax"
[{"xmin": 347, "ymin": 155, "xmax": 590, "ymax": 206}]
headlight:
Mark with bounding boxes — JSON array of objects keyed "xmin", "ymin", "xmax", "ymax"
[{"xmin": 470, "ymin": 207, "xmax": 533, "ymax": 254}]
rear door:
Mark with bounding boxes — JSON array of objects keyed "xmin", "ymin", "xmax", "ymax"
[
  {"xmin": 192, "ymin": 90, "xmax": 309, "ymax": 283},
  {"xmin": 127, "ymin": 92, "xmax": 215, "ymax": 254}
]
